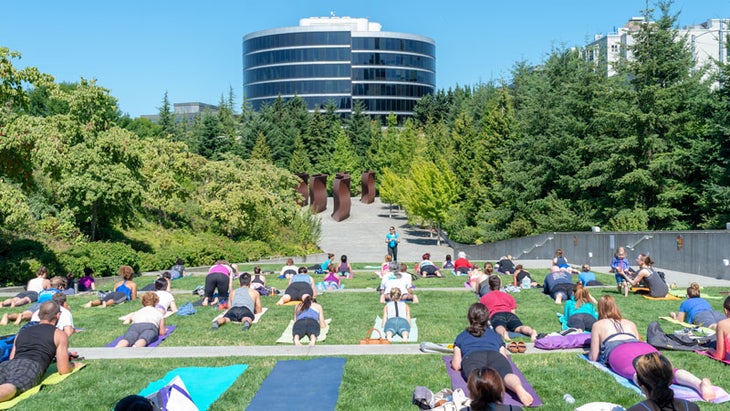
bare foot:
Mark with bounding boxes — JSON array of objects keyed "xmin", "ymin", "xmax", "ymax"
[
  {"xmin": 83, "ymin": 301, "xmax": 92, "ymax": 308},
  {"xmin": 0, "ymin": 314, "xmax": 7, "ymax": 326},
  {"xmin": 201, "ymin": 298, "xmax": 209, "ymax": 306},
  {"xmin": 700, "ymin": 378, "xmax": 716, "ymax": 402},
  {"xmin": 412, "ymin": 295, "xmax": 419, "ymax": 304},
  {"xmin": 516, "ymin": 387, "xmax": 534, "ymax": 406}
]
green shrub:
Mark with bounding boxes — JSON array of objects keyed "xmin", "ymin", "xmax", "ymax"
[
  {"xmin": 58, "ymin": 241, "xmax": 140, "ymax": 276},
  {"xmin": 0, "ymin": 238, "xmax": 60, "ymax": 286}
]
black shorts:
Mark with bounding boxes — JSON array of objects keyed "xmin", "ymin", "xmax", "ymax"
[
  {"xmin": 490, "ymin": 312, "xmax": 523, "ymax": 332},
  {"xmin": 550, "ymin": 283, "xmax": 573, "ymax": 300},
  {"xmin": 285, "ymin": 282, "xmax": 313, "ymax": 301},
  {"xmin": 292, "ymin": 318, "xmax": 320, "ymax": 338},
  {"xmin": 420, "ymin": 265, "xmax": 438, "ymax": 276},
  {"xmin": 14, "ymin": 291, "xmax": 38, "ymax": 302},
  {"xmin": 567, "ymin": 313, "xmax": 597, "ymax": 331},
  {"xmin": 0, "ymin": 358, "xmax": 44, "ymax": 392},
  {"xmin": 461, "ymin": 350, "xmax": 512, "ymax": 381},
  {"xmin": 224, "ymin": 306, "xmax": 255, "ymax": 323}
]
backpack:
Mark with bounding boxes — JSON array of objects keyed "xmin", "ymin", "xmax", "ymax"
[{"xmin": 646, "ymin": 321, "xmax": 715, "ymax": 351}]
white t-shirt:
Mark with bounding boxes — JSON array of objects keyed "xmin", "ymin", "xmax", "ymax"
[
  {"xmin": 155, "ymin": 290, "xmax": 175, "ymax": 312},
  {"xmin": 27, "ymin": 277, "xmax": 45, "ymax": 293},
  {"xmin": 280, "ymin": 265, "xmax": 299, "ymax": 277},
  {"xmin": 381, "ymin": 276, "xmax": 412, "ymax": 295},
  {"xmin": 133, "ymin": 306, "xmax": 163, "ymax": 326},
  {"xmin": 31, "ymin": 306, "xmax": 74, "ymax": 331}
]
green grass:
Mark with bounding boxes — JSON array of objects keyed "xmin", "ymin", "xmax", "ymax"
[{"xmin": 6, "ymin": 268, "xmax": 730, "ymax": 410}]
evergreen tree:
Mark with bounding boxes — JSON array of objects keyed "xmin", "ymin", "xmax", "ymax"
[
  {"xmin": 157, "ymin": 91, "xmax": 177, "ymax": 139},
  {"xmin": 250, "ymin": 132, "xmax": 273, "ymax": 162},
  {"xmin": 289, "ymin": 135, "xmax": 312, "ymax": 174}
]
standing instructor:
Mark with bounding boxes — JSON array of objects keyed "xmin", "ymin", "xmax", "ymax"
[{"xmin": 386, "ymin": 226, "xmax": 400, "ymax": 262}]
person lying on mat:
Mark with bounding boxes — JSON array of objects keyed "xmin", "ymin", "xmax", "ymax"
[
  {"xmin": 280, "ymin": 258, "xmax": 299, "ymax": 280},
  {"xmin": 1, "ymin": 266, "xmax": 49, "ymax": 308},
  {"xmin": 380, "ymin": 265, "xmax": 418, "ymax": 303},
  {"xmin": 0, "ymin": 301, "xmax": 79, "ymax": 402},
  {"xmin": 115, "ymin": 292, "xmax": 167, "ymax": 348},
  {"xmin": 453, "ymin": 251, "xmax": 472, "ymax": 275},
  {"xmin": 466, "ymin": 367, "xmax": 523, "ymax": 411},
  {"xmin": 83, "ymin": 265, "xmax": 137, "ymax": 308},
  {"xmin": 322, "ymin": 264, "xmax": 341, "ymax": 290},
  {"xmin": 589, "ymin": 295, "xmax": 717, "ymax": 401},
  {"xmin": 276, "ymin": 266, "xmax": 316, "ymax": 305},
  {"xmin": 382, "ymin": 288, "xmax": 411, "ymax": 341},
  {"xmin": 1, "ymin": 276, "xmax": 66, "ymax": 328},
  {"xmin": 542, "ymin": 265, "xmax": 573, "ymax": 304},
  {"xmin": 469, "ymin": 263, "xmax": 493, "ymax": 297},
  {"xmin": 293, "ymin": 294, "xmax": 325, "ymax": 346},
  {"xmin": 561, "ymin": 283, "xmax": 597, "ymax": 332},
  {"xmin": 512, "ymin": 264, "xmax": 538, "ymax": 289},
  {"xmin": 212, "ymin": 272, "xmax": 261, "ymax": 331},
  {"xmin": 620, "ymin": 254, "xmax": 668, "ymax": 298},
  {"xmin": 712, "ymin": 296, "xmax": 730, "ymax": 361},
  {"xmin": 671, "ymin": 282, "xmax": 725, "ymax": 329},
  {"xmin": 627, "ymin": 352, "xmax": 700, "ymax": 411},
  {"xmin": 451, "ymin": 303, "xmax": 534, "ymax": 406},
  {"xmin": 479, "ymin": 275, "xmax": 538, "ymax": 341},
  {"xmin": 418, "ymin": 253, "xmax": 443, "ymax": 277}
]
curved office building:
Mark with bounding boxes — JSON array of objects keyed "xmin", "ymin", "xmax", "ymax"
[{"xmin": 243, "ymin": 17, "xmax": 436, "ymax": 118}]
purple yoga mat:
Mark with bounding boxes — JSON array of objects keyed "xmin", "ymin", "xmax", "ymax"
[
  {"xmin": 442, "ymin": 355, "xmax": 543, "ymax": 407},
  {"xmin": 106, "ymin": 325, "xmax": 176, "ymax": 347},
  {"xmin": 696, "ymin": 349, "xmax": 730, "ymax": 365}
]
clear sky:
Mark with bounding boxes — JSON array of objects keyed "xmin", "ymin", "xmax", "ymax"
[{"xmin": 1, "ymin": 0, "xmax": 727, "ymax": 118}]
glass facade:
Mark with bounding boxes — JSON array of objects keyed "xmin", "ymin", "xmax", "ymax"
[{"xmin": 243, "ymin": 20, "xmax": 435, "ymax": 117}]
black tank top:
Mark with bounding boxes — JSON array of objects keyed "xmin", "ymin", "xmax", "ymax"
[{"xmin": 14, "ymin": 323, "xmax": 57, "ymax": 372}]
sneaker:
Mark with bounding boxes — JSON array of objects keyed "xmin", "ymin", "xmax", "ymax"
[
  {"xmin": 242, "ymin": 322, "xmax": 250, "ymax": 331},
  {"xmin": 211, "ymin": 321, "xmax": 219, "ymax": 330}
]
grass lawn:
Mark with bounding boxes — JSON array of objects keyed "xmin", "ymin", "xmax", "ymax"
[{"xmin": 4, "ymin": 267, "xmax": 729, "ymax": 410}]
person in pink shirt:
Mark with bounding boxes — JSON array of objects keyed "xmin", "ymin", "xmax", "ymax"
[{"xmin": 479, "ymin": 275, "xmax": 538, "ymax": 341}]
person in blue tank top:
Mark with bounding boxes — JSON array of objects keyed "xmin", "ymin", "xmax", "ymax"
[
  {"xmin": 292, "ymin": 294, "xmax": 326, "ymax": 346},
  {"xmin": 83, "ymin": 265, "xmax": 137, "ymax": 308}
]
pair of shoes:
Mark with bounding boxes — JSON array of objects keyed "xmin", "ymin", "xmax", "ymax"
[
  {"xmin": 507, "ymin": 342, "xmax": 520, "ymax": 353},
  {"xmin": 242, "ymin": 322, "xmax": 250, "ymax": 331},
  {"xmin": 211, "ymin": 321, "xmax": 219, "ymax": 330},
  {"xmin": 516, "ymin": 341, "xmax": 527, "ymax": 353}
]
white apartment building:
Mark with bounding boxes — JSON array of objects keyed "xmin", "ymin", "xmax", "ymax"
[{"xmin": 587, "ymin": 17, "xmax": 727, "ymax": 76}]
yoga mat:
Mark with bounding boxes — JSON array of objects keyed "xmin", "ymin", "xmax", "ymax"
[
  {"xmin": 0, "ymin": 363, "xmax": 86, "ymax": 410},
  {"xmin": 370, "ymin": 316, "xmax": 418, "ymax": 342},
  {"xmin": 276, "ymin": 319, "xmax": 331, "ymax": 344},
  {"xmin": 442, "ymin": 355, "xmax": 543, "ymax": 407},
  {"xmin": 669, "ymin": 290, "xmax": 722, "ymax": 299},
  {"xmin": 247, "ymin": 358, "xmax": 346, "ymax": 411},
  {"xmin": 696, "ymin": 349, "xmax": 730, "ymax": 365},
  {"xmin": 659, "ymin": 316, "xmax": 714, "ymax": 336},
  {"xmin": 643, "ymin": 294, "xmax": 682, "ymax": 301},
  {"xmin": 139, "ymin": 365, "xmax": 247, "ymax": 411},
  {"xmin": 578, "ymin": 354, "xmax": 730, "ymax": 403},
  {"xmin": 106, "ymin": 325, "xmax": 176, "ymax": 347}
]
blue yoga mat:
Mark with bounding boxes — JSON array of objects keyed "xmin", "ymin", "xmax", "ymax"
[
  {"xmin": 246, "ymin": 357, "xmax": 346, "ymax": 411},
  {"xmin": 139, "ymin": 364, "xmax": 247, "ymax": 411}
]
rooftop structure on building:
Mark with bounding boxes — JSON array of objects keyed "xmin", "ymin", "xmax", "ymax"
[
  {"xmin": 586, "ymin": 17, "xmax": 728, "ymax": 76},
  {"xmin": 141, "ymin": 102, "xmax": 219, "ymax": 122},
  {"xmin": 242, "ymin": 16, "xmax": 436, "ymax": 120}
]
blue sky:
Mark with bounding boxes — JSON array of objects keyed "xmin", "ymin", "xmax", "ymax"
[{"xmin": 2, "ymin": 1, "xmax": 727, "ymax": 118}]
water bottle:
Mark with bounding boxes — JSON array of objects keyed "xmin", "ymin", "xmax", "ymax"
[
  {"xmin": 521, "ymin": 276, "xmax": 531, "ymax": 289},
  {"xmin": 563, "ymin": 393, "xmax": 575, "ymax": 404}
]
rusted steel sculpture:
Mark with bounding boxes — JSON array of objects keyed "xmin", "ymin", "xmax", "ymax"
[
  {"xmin": 331, "ymin": 173, "xmax": 351, "ymax": 222},
  {"xmin": 309, "ymin": 174, "xmax": 328, "ymax": 213},
  {"xmin": 360, "ymin": 171, "xmax": 375, "ymax": 204},
  {"xmin": 295, "ymin": 173, "xmax": 309, "ymax": 206}
]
